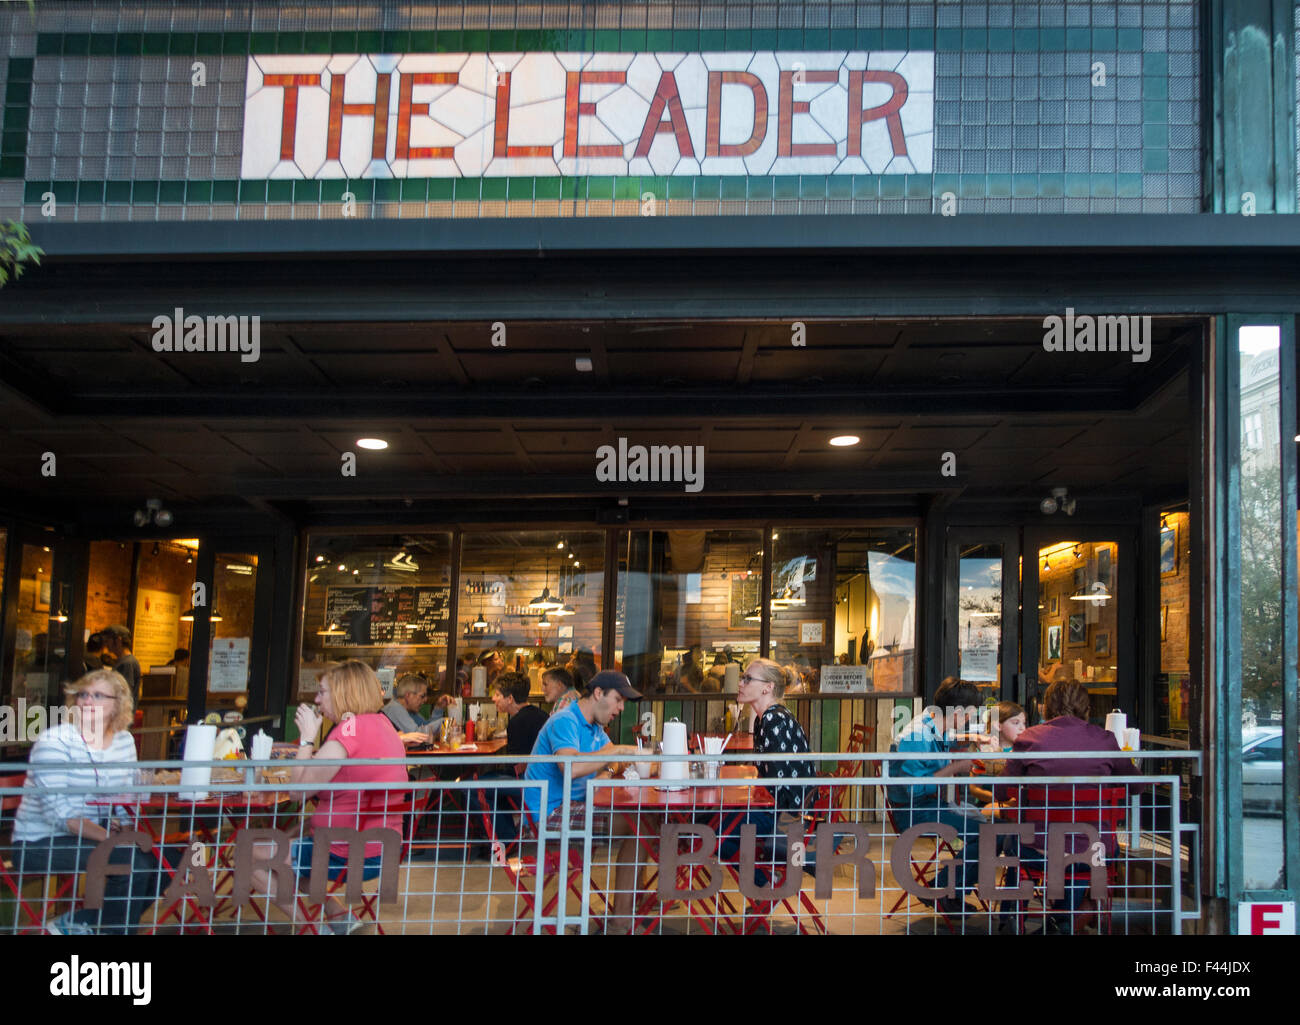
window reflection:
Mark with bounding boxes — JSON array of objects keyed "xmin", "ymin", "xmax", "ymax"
[
  {"xmin": 773, "ymin": 527, "xmax": 918, "ymax": 695},
  {"xmin": 615, "ymin": 529, "xmax": 762, "ymax": 696},
  {"xmin": 1236, "ymin": 324, "xmax": 1284, "ymax": 890},
  {"xmin": 957, "ymin": 544, "xmax": 1002, "ymax": 695}
]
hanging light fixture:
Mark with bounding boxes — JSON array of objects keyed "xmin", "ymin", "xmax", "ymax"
[
  {"xmin": 471, "ymin": 573, "xmax": 489, "ymax": 629},
  {"xmin": 1041, "ymin": 554, "xmax": 1050, "ymax": 572},
  {"xmin": 527, "ymin": 558, "xmax": 564, "ymax": 611},
  {"xmin": 537, "ymin": 610, "xmax": 552, "ymax": 628},
  {"xmin": 49, "ymin": 583, "xmax": 69, "ymax": 624}
]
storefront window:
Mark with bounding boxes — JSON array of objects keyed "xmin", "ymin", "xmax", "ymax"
[
  {"xmin": 458, "ymin": 531, "xmax": 604, "ymax": 698},
  {"xmin": 6, "ymin": 543, "xmax": 67, "ymax": 708},
  {"xmin": 1158, "ymin": 511, "xmax": 1191, "ymax": 736},
  {"xmin": 1037, "ymin": 540, "xmax": 1119, "ymax": 722},
  {"xmin": 1235, "ymin": 324, "xmax": 1285, "ymax": 891},
  {"xmin": 772, "ymin": 527, "xmax": 918, "ymax": 696},
  {"xmin": 299, "ymin": 534, "xmax": 453, "ymax": 701},
  {"xmin": 957, "ymin": 543, "xmax": 1003, "ymax": 697},
  {"xmin": 206, "ymin": 554, "xmax": 258, "ymax": 706},
  {"xmin": 615, "ymin": 529, "xmax": 762, "ymax": 696}
]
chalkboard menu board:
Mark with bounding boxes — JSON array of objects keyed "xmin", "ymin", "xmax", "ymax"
[{"xmin": 323, "ymin": 585, "xmax": 451, "ymax": 646}]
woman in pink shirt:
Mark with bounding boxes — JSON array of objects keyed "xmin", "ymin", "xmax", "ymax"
[{"xmin": 253, "ymin": 660, "xmax": 406, "ymax": 934}]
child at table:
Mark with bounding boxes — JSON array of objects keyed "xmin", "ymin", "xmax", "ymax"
[{"xmin": 968, "ymin": 701, "xmax": 1026, "ymax": 806}]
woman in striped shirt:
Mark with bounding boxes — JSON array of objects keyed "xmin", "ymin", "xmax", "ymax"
[{"xmin": 11, "ymin": 669, "xmax": 170, "ymax": 935}]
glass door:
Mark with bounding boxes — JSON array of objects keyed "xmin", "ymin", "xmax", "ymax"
[
  {"xmin": 2, "ymin": 529, "xmax": 73, "ymax": 713},
  {"xmin": 945, "ymin": 527, "xmax": 1019, "ymax": 704},
  {"xmin": 1023, "ymin": 526, "xmax": 1136, "ymax": 726}
]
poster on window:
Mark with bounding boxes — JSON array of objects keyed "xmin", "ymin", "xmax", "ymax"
[{"xmin": 209, "ymin": 637, "xmax": 251, "ymax": 693}]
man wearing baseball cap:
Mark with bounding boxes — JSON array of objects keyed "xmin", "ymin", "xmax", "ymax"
[{"xmin": 523, "ymin": 669, "xmax": 644, "ymax": 932}]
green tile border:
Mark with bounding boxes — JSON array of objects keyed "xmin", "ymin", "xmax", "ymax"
[
  {"xmin": 16, "ymin": 173, "xmax": 1153, "ymax": 208},
  {"xmin": 23, "ymin": 23, "xmax": 1154, "ymax": 62}
]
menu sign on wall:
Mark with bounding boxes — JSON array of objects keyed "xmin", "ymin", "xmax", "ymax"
[
  {"xmin": 324, "ymin": 585, "xmax": 451, "ymax": 646},
  {"xmin": 133, "ymin": 588, "xmax": 182, "ymax": 672},
  {"xmin": 242, "ymin": 51, "xmax": 933, "ymax": 179}
]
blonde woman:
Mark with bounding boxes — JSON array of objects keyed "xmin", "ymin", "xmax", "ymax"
[
  {"xmin": 719, "ymin": 658, "xmax": 818, "ymax": 885},
  {"xmin": 251, "ymin": 660, "xmax": 406, "ymax": 934},
  {"xmin": 12, "ymin": 669, "xmax": 172, "ymax": 935}
]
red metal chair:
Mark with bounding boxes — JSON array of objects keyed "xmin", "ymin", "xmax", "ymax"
[
  {"xmin": 293, "ymin": 787, "xmax": 422, "ymax": 935},
  {"xmin": 473, "ymin": 792, "xmax": 607, "ymax": 935},
  {"xmin": 876, "ymin": 761, "xmax": 990, "ymax": 931},
  {"xmin": 1011, "ymin": 784, "xmax": 1128, "ymax": 935},
  {"xmin": 0, "ymin": 772, "xmax": 80, "ymax": 933},
  {"xmin": 830, "ymin": 724, "xmax": 875, "ymax": 823}
]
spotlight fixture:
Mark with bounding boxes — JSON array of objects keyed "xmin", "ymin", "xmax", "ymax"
[
  {"xmin": 557, "ymin": 541, "xmax": 565, "ymax": 550},
  {"xmin": 186, "ymin": 552, "xmax": 194, "ymax": 565},
  {"xmin": 315, "ymin": 555, "xmax": 326, "ymax": 563},
  {"xmin": 1073, "ymin": 545, "xmax": 1084, "ymax": 560},
  {"xmin": 133, "ymin": 497, "xmax": 174, "ymax": 529},
  {"xmin": 152, "ymin": 542, "xmax": 161, "ymax": 557},
  {"xmin": 1041, "ymin": 555, "xmax": 1050, "ymax": 572},
  {"xmin": 1039, "ymin": 487, "xmax": 1076, "ymax": 516}
]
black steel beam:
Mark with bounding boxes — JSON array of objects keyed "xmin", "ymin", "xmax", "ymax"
[
  {"xmin": 225, "ymin": 470, "xmax": 962, "ymax": 502},
  {"xmin": 22, "ymin": 214, "xmax": 1300, "ymax": 259},
  {"xmin": 29, "ymin": 385, "xmax": 1136, "ymax": 420}
]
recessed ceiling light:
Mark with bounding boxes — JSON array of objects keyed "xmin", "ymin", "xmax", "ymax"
[
  {"xmin": 575, "ymin": 357, "xmax": 593, "ymax": 372},
  {"xmin": 356, "ymin": 438, "xmax": 388, "ymax": 450},
  {"xmin": 829, "ymin": 435, "xmax": 860, "ymax": 447}
]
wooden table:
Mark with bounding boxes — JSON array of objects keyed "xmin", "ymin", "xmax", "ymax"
[
  {"xmin": 405, "ymin": 737, "xmax": 507, "ymax": 755},
  {"xmin": 591, "ymin": 766, "xmax": 773, "ymax": 934}
]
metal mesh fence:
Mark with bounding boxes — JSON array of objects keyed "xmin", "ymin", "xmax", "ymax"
[{"xmin": 1, "ymin": 750, "xmax": 1199, "ymax": 935}]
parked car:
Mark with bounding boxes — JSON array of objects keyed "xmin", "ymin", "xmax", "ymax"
[{"xmin": 1241, "ymin": 727, "xmax": 1284, "ymax": 813}]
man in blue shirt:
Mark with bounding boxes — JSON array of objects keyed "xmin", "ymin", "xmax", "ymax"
[
  {"xmin": 887, "ymin": 676, "xmax": 984, "ymax": 917},
  {"xmin": 523, "ymin": 670, "xmax": 643, "ymax": 932}
]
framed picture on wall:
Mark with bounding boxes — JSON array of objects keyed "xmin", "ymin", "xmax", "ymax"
[
  {"xmin": 34, "ymin": 579, "xmax": 51, "ymax": 612},
  {"xmin": 1067, "ymin": 613, "xmax": 1087, "ymax": 647},
  {"xmin": 1160, "ymin": 522, "xmax": 1178, "ymax": 577},
  {"xmin": 728, "ymin": 574, "xmax": 761, "ymax": 630},
  {"xmin": 1048, "ymin": 594, "xmax": 1059, "ymax": 616},
  {"xmin": 1094, "ymin": 631, "xmax": 1111, "ymax": 657},
  {"xmin": 1073, "ymin": 567, "xmax": 1086, "ymax": 591},
  {"xmin": 1096, "ymin": 545, "xmax": 1112, "ymax": 587},
  {"xmin": 1045, "ymin": 623, "xmax": 1062, "ymax": 662},
  {"xmin": 799, "ymin": 621, "xmax": 824, "ymax": 645}
]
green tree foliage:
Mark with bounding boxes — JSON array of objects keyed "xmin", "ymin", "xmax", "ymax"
[
  {"xmin": 1239, "ymin": 454, "xmax": 1283, "ymax": 718},
  {"xmin": 0, "ymin": 221, "xmax": 42, "ymax": 287}
]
